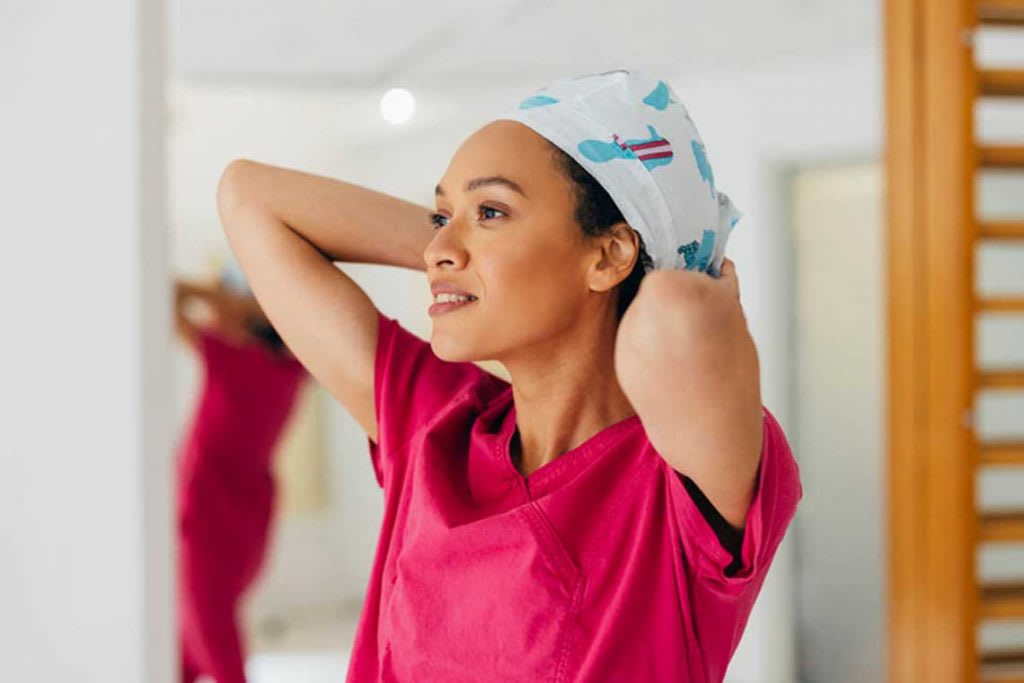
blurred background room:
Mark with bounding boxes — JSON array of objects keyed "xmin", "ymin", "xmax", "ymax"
[{"xmin": 3, "ymin": 1, "xmax": 1024, "ymax": 682}]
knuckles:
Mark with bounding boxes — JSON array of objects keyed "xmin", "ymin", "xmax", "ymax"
[{"xmin": 627, "ymin": 268, "xmax": 743, "ymax": 345}]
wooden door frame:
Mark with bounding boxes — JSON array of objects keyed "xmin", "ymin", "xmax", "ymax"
[{"xmin": 886, "ymin": 0, "xmax": 979, "ymax": 682}]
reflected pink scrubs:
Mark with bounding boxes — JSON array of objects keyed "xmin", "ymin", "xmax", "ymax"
[{"xmin": 176, "ymin": 329, "xmax": 306, "ymax": 683}]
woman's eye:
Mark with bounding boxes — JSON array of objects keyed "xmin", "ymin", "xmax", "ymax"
[
  {"xmin": 430, "ymin": 205, "xmax": 506, "ymax": 230},
  {"xmin": 429, "ymin": 212, "xmax": 448, "ymax": 229},
  {"xmin": 479, "ymin": 205, "xmax": 506, "ymax": 220}
]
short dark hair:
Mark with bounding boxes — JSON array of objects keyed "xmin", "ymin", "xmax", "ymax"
[{"xmin": 547, "ymin": 144, "xmax": 653, "ymax": 321}]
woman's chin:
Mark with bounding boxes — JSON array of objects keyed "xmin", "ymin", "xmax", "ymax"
[{"xmin": 429, "ymin": 336, "xmax": 477, "ymax": 364}]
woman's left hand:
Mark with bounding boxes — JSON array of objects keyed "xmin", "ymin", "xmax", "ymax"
[
  {"xmin": 617, "ymin": 256, "xmax": 744, "ymax": 348},
  {"xmin": 714, "ymin": 257, "xmax": 741, "ymax": 300}
]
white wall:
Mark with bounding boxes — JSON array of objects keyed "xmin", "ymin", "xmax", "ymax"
[
  {"xmin": 0, "ymin": 1, "xmax": 173, "ymax": 682},
  {"xmin": 792, "ymin": 163, "xmax": 886, "ymax": 683}
]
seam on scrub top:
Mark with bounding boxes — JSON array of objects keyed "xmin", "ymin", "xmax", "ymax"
[
  {"xmin": 517, "ymin": 505, "xmax": 586, "ymax": 683},
  {"xmin": 553, "ymin": 572, "xmax": 586, "ymax": 683}
]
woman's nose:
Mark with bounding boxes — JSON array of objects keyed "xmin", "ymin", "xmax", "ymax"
[{"xmin": 423, "ymin": 219, "xmax": 467, "ymax": 269}]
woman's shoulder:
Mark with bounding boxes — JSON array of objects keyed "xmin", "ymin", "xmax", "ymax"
[
  {"xmin": 373, "ymin": 312, "xmax": 510, "ymax": 450},
  {"xmin": 377, "ymin": 312, "xmax": 507, "ymax": 393}
]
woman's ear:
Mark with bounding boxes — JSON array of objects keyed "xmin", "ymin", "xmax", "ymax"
[{"xmin": 589, "ymin": 222, "xmax": 639, "ymax": 293}]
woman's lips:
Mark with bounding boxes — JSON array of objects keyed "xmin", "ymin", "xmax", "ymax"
[{"xmin": 428, "ymin": 298, "xmax": 477, "ymax": 317}]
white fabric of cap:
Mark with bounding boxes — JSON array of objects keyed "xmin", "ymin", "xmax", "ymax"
[{"xmin": 491, "ymin": 68, "xmax": 742, "ymax": 276}]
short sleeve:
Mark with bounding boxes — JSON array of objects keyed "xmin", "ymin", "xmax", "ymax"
[
  {"xmin": 667, "ymin": 404, "xmax": 803, "ymax": 586},
  {"xmin": 366, "ymin": 311, "xmax": 496, "ymax": 489},
  {"xmin": 679, "ymin": 474, "xmax": 745, "ymax": 574}
]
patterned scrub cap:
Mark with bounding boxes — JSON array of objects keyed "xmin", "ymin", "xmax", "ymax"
[{"xmin": 491, "ymin": 68, "xmax": 742, "ymax": 276}]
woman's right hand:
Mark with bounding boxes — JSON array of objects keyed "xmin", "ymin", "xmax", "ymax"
[{"xmin": 174, "ymin": 279, "xmax": 267, "ymax": 349}]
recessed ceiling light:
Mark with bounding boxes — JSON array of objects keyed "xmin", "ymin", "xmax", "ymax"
[{"xmin": 380, "ymin": 87, "xmax": 416, "ymax": 125}]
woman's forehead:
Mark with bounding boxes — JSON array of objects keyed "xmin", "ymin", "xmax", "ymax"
[
  {"xmin": 440, "ymin": 121, "xmax": 562, "ymax": 197},
  {"xmin": 466, "ymin": 118, "xmax": 546, "ymax": 151}
]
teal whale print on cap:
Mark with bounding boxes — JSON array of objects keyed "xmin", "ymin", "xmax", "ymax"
[
  {"xmin": 642, "ymin": 81, "xmax": 677, "ymax": 111},
  {"xmin": 690, "ymin": 140, "xmax": 716, "ymax": 198},
  {"xmin": 578, "ymin": 124, "xmax": 674, "ymax": 171},
  {"xmin": 518, "ymin": 95, "xmax": 560, "ymax": 109},
  {"xmin": 676, "ymin": 229, "xmax": 717, "ymax": 272}
]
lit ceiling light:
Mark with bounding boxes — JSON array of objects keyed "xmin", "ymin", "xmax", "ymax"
[{"xmin": 380, "ymin": 87, "xmax": 416, "ymax": 125}]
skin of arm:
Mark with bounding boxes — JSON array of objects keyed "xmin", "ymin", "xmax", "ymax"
[
  {"xmin": 217, "ymin": 159, "xmax": 435, "ymax": 271},
  {"xmin": 613, "ymin": 258, "xmax": 764, "ymax": 531},
  {"xmin": 215, "ymin": 160, "xmax": 438, "ymax": 438}
]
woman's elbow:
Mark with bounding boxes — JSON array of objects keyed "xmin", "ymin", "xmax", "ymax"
[{"xmin": 216, "ymin": 158, "xmax": 259, "ymax": 228}]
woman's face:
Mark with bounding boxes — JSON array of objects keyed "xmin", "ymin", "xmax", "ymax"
[{"xmin": 425, "ymin": 119, "xmax": 632, "ymax": 365}]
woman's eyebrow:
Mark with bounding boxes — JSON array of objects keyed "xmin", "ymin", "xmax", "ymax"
[{"xmin": 434, "ymin": 176, "xmax": 528, "ymax": 199}]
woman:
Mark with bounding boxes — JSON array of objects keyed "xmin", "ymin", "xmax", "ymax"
[
  {"xmin": 216, "ymin": 69, "xmax": 802, "ymax": 682},
  {"xmin": 173, "ymin": 274, "xmax": 307, "ymax": 683}
]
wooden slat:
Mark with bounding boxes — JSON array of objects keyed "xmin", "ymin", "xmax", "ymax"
[
  {"xmin": 983, "ymin": 646, "xmax": 1024, "ymax": 665},
  {"xmin": 979, "ymin": 508, "xmax": 1024, "ymax": 542},
  {"xmin": 979, "ymin": 369, "xmax": 1024, "ymax": 389},
  {"xmin": 981, "ymin": 664, "xmax": 1024, "ymax": 683},
  {"xmin": 976, "ymin": 295, "xmax": 1024, "ymax": 313},
  {"xmin": 978, "ymin": 0, "xmax": 1024, "ymax": 26},
  {"xmin": 886, "ymin": 0, "xmax": 936, "ymax": 680},
  {"xmin": 980, "ymin": 440, "xmax": 1024, "ymax": 465},
  {"xmin": 979, "ymin": 70, "xmax": 1024, "ymax": 98},
  {"xmin": 981, "ymin": 646, "xmax": 1024, "ymax": 683},
  {"xmin": 889, "ymin": 0, "xmax": 980, "ymax": 680},
  {"xmin": 980, "ymin": 580, "xmax": 1024, "ymax": 619},
  {"xmin": 981, "ymin": 670, "xmax": 1024, "ymax": 683},
  {"xmin": 979, "ymin": 221, "xmax": 1024, "ymax": 240},
  {"xmin": 979, "ymin": 146, "xmax": 1024, "ymax": 168},
  {"xmin": 981, "ymin": 671, "xmax": 1024, "ymax": 683}
]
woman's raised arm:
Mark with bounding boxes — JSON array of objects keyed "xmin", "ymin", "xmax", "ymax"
[{"xmin": 216, "ymin": 160, "xmax": 435, "ymax": 442}]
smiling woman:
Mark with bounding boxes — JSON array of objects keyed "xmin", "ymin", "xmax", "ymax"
[{"xmin": 216, "ymin": 68, "xmax": 802, "ymax": 683}]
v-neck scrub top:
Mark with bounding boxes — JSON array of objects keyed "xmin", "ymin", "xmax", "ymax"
[{"xmin": 345, "ymin": 312, "xmax": 803, "ymax": 683}]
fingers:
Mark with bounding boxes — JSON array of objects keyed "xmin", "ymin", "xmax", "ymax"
[{"xmin": 719, "ymin": 257, "xmax": 740, "ymax": 300}]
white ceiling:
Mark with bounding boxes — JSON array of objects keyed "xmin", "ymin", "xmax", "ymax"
[{"xmin": 170, "ymin": 0, "xmax": 880, "ymax": 90}]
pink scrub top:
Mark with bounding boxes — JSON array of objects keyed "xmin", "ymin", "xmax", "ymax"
[
  {"xmin": 176, "ymin": 328, "xmax": 307, "ymax": 683},
  {"xmin": 346, "ymin": 312, "xmax": 803, "ymax": 683}
]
